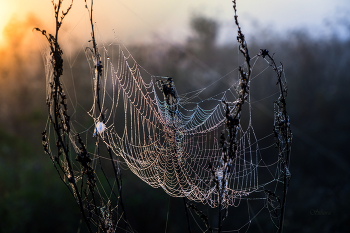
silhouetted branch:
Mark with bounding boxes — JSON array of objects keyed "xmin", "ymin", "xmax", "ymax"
[{"xmin": 259, "ymin": 49, "xmax": 292, "ymax": 233}]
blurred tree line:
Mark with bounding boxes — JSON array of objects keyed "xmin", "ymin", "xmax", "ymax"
[{"xmin": 0, "ymin": 14, "xmax": 349, "ymax": 232}]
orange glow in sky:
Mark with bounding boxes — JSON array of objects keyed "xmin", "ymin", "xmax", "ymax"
[
  {"xmin": 0, "ymin": 2, "xmax": 11, "ymax": 44},
  {"xmin": 1, "ymin": 0, "xmax": 349, "ymax": 47},
  {"xmin": 0, "ymin": 1, "xmax": 49, "ymax": 47}
]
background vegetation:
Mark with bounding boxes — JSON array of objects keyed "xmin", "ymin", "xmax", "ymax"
[{"xmin": 0, "ymin": 12, "xmax": 349, "ymax": 232}]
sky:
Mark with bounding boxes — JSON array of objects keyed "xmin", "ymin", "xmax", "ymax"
[{"xmin": 0, "ymin": 0, "xmax": 349, "ymax": 47}]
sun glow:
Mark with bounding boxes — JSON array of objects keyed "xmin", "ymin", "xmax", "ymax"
[{"xmin": 0, "ymin": 2, "xmax": 11, "ymax": 45}]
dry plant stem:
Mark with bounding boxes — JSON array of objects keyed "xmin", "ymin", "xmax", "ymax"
[
  {"xmin": 77, "ymin": 134, "xmax": 107, "ymax": 232},
  {"xmin": 38, "ymin": 1, "xmax": 93, "ymax": 232},
  {"xmin": 216, "ymin": 1, "xmax": 252, "ymax": 233},
  {"xmin": 85, "ymin": 0, "xmax": 130, "ymax": 229},
  {"xmin": 232, "ymin": 0, "xmax": 251, "ymax": 122},
  {"xmin": 96, "ymin": 148, "xmax": 120, "ymax": 202},
  {"xmin": 259, "ymin": 50, "xmax": 291, "ymax": 233},
  {"xmin": 42, "ymin": 131, "xmax": 75, "ymax": 197},
  {"xmin": 51, "ymin": 3, "xmax": 93, "ymax": 233}
]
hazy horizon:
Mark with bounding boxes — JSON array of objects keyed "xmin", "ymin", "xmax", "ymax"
[{"xmin": 0, "ymin": 0, "xmax": 349, "ymax": 48}]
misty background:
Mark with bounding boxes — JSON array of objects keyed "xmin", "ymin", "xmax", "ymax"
[{"xmin": 0, "ymin": 3, "xmax": 350, "ymax": 232}]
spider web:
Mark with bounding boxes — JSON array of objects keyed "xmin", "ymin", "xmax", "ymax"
[
  {"xmin": 39, "ymin": 1, "xmax": 291, "ymax": 231},
  {"xmin": 84, "ymin": 42, "xmax": 265, "ymax": 206}
]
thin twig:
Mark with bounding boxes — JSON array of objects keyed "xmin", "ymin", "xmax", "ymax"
[
  {"xmin": 85, "ymin": 0, "xmax": 131, "ymax": 230},
  {"xmin": 259, "ymin": 49, "xmax": 292, "ymax": 233}
]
